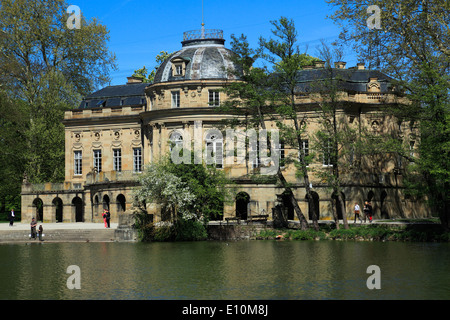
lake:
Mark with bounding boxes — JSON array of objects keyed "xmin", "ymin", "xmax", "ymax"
[{"xmin": 0, "ymin": 240, "xmax": 449, "ymax": 300}]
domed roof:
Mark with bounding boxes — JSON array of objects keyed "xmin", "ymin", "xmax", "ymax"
[{"xmin": 153, "ymin": 29, "xmax": 241, "ymax": 84}]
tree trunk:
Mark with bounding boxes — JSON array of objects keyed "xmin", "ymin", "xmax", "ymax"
[
  {"xmin": 331, "ymin": 196, "xmax": 340, "ymax": 230},
  {"xmin": 290, "ymin": 95, "xmax": 319, "ymax": 230},
  {"xmin": 256, "ymin": 104, "xmax": 309, "ymax": 230},
  {"xmin": 337, "ymin": 192, "xmax": 348, "ymax": 229}
]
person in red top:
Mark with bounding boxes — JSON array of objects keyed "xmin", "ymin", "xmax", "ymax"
[{"xmin": 102, "ymin": 209, "xmax": 108, "ymax": 228}]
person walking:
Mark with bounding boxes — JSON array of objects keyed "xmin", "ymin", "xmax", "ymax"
[
  {"xmin": 9, "ymin": 209, "xmax": 15, "ymax": 226},
  {"xmin": 38, "ymin": 225, "xmax": 44, "ymax": 241},
  {"xmin": 363, "ymin": 201, "xmax": 373, "ymax": 223},
  {"xmin": 354, "ymin": 203, "xmax": 362, "ymax": 224},
  {"xmin": 30, "ymin": 217, "xmax": 37, "ymax": 240},
  {"xmin": 102, "ymin": 209, "xmax": 108, "ymax": 228},
  {"xmin": 367, "ymin": 201, "xmax": 373, "ymax": 223},
  {"xmin": 105, "ymin": 209, "xmax": 111, "ymax": 228}
]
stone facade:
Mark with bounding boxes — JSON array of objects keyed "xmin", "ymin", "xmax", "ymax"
[{"xmin": 20, "ymin": 28, "xmax": 431, "ymax": 224}]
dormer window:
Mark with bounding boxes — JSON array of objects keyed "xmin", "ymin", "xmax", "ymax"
[{"xmin": 170, "ymin": 56, "xmax": 189, "ymax": 77}]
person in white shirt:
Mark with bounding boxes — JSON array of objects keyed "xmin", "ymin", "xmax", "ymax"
[
  {"xmin": 9, "ymin": 209, "xmax": 15, "ymax": 226},
  {"xmin": 354, "ymin": 203, "xmax": 362, "ymax": 223}
]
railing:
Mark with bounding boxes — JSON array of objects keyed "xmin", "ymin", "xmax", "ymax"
[
  {"xmin": 24, "ymin": 182, "xmax": 83, "ymax": 192},
  {"xmin": 85, "ymin": 170, "xmax": 142, "ymax": 185},
  {"xmin": 27, "ymin": 183, "xmax": 65, "ymax": 192},
  {"xmin": 367, "ymin": 93, "xmax": 385, "ymax": 101},
  {"xmin": 183, "ymin": 28, "xmax": 223, "ymax": 41}
]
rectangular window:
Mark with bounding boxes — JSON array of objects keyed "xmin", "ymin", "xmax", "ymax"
[
  {"xmin": 209, "ymin": 90, "xmax": 220, "ymax": 106},
  {"xmin": 133, "ymin": 147, "xmax": 142, "ymax": 173},
  {"xmin": 409, "ymin": 141, "xmax": 415, "ymax": 159},
  {"xmin": 323, "ymin": 139, "xmax": 333, "ymax": 167},
  {"xmin": 93, "ymin": 149, "xmax": 102, "ymax": 172},
  {"xmin": 349, "ymin": 143, "xmax": 355, "ymax": 165},
  {"xmin": 301, "ymin": 139, "xmax": 309, "ymax": 157},
  {"xmin": 113, "ymin": 149, "xmax": 122, "ymax": 172},
  {"xmin": 74, "ymin": 151, "xmax": 82, "ymax": 176},
  {"xmin": 300, "ymin": 139, "xmax": 310, "ymax": 166},
  {"xmin": 250, "ymin": 140, "xmax": 259, "ymax": 169},
  {"xmin": 206, "ymin": 140, "xmax": 223, "ymax": 169},
  {"xmin": 278, "ymin": 141, "xmax": 285, "ymax": 163},
  {"xmin": 172, "ymin": 91, "xmax": 180, "ymax": 108},
  {"xmin": 175, "ymin": 65, "xmax": 183, "ymax": 75}
]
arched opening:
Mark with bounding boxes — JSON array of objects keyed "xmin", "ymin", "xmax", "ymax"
[
  {"xmin": 94, "ymin": 195, "xmax": 99, "ymax": 216},
  {"xmin": 281, "ymin": 192, "xmax": 295, "ymax": 220},
  {"xmin": 236, "ymin": 192, "xmax": 250, "ymax": 220},
  {"xmin": 306, "ymin": 191, "xmax": 320, "ymax": 220},
  {"xmin": 332, "ymin": 192, "xmax": 346, "ymax": 220},
  {"xmin": 52, "ymin": 197, "xmax": 63, "ymax": 223},
  {"xmin": 103, "ymin": 195, "xmax": 110, "ymax": 211},
  {"xmin": 32, "ymin": 198, "xmax": 44, "ymax": 222},
  {"xmin": 380, "ymin": 190, "xmax": 389, "ymax": 219},
  {"xmin": 367, "ymin": 190, "xmax": 374, "ymax": 203},
  {"xmin": 72, "ymin": 197, "xmax": 84, "ymax": 222},
  {"xmin": 117, "ymin": 194, "xmax": 126, "ymax": 213}
]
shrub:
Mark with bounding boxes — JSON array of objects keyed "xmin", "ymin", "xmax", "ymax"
[{"xmin": 173, "ymin": 219, "xmax": 208, "ymax": 241}]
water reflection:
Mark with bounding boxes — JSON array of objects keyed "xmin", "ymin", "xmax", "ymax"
[{"xmin": 0, "ymin": 241, "xmax": 449, "ymax": 300}]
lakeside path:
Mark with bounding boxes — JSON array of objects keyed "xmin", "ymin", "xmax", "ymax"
[
  {"xmin": 1, "ymin": 219, "xmax": 439, "ymax": 231},
  {"xmin": 0, "ymin": 222, "xmax": 118, "ymax": 231}
]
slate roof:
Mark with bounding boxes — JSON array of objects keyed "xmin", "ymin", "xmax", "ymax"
[
  {"xmin": 79, "ymin": 82, "xmax": 149, "ymax": 109},
  {"xmin": 153, "ymin": 38, "xmax": 240, "ymax": 84},
  {"xmin": 293, "ymin": 68, "xmax": 395, "ymax": 93}
]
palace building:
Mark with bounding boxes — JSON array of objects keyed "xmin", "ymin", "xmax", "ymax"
[{"xmin": 20, "ymin": 27, "xmax": 431, "ymax": 224}]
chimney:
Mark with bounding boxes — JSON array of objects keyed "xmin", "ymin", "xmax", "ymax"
[
  {"xmin": 334, "ymin": 61, "xmax": 346, "ymax": 69},
  {"xmin": 127, "ymin": 76, "xmax": 143, "ymax": 84},
  {"xmin": 357, "ymin": 62, "xmax": 365, "ymax": 70},
  {"xmin": 314, "ymin": 60, "xmax": 325, "ymax": 68}
]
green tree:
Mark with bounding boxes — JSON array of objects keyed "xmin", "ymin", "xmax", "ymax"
[
  {"xmin": 132, "ymin": 51, "xmax": 172, "ymax": 83},
  {"xmin": 134, "ymin": 156, "xmax": 233, "ymax": 241},
  {"xmin": 0, "ymin": 89, "xmax": 27, "ymax": 215},
  {"xmin": 221, "ymin": 18, "xmax": 321, "ymax": 230},
  {"xmin": 308, "ymin": 43, "xmax": 352, "ymax": 229},
  {"xmin": 0, "ymin": 0, "xmax": 117, "ymax": 189},
  {"xmin": 136, "ymin": 156, "xmax": 233, "ymax": 222},
  {"xmin": 327, "ymin": 0, "xmax": 450, "ymax": 229},
  {"xmin": 134, "ymin": 159, "xmax": 197, "ymax": 222},
  {"xmin": 260, "ymin": 17, "xmax": 323, "ymax": 230}
]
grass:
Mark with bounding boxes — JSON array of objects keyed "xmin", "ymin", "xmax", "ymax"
[{"xmin": 257, "ymin": 223, "xmax": 450, "ymax": 242}]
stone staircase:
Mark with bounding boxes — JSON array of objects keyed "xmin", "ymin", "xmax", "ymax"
[{"xmin": 0, "ymin": 229, "xmax": 116, "ymax": 242}]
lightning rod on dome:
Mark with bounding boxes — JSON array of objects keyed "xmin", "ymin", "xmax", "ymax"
[{"xmin": 201, "ymin": 0, "xmax": 205, "ymax": 39}]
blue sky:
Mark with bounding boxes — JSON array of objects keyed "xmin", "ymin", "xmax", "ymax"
[{"xmin": 75, "ymin": 0, "xmax": 356, "ymax": 86}]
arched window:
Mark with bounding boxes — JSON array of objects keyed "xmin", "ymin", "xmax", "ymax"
[
  {"xmin": 169, "ymin": 131, "xmax": 183, "ymax": 150},
  {"xmin": 169, "ymin": 131, "xmax": 185, "ymax": 162}
]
